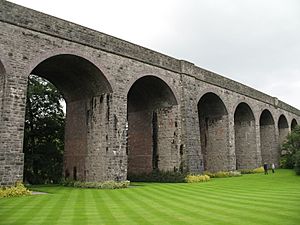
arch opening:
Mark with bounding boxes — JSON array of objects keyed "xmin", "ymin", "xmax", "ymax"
[
  {"xmin": 259, "ymin": 110, "xmax": 277, "ymax": 166},
  {"xmin": 234, "ymin": 103, "xmax": 257, "ymax": 169},
  {"xmin": 127, "ymin": 76, "xmax": 178, "ymax": 176},
  {"xmin": 291, "ymin": 119, "xmax": 298, "ymax": 130},
  {"xmin": 278, "ymin": 115, "xmax": 289, "ymax": 145},
  {"xmin": 198, "ymin": 93, "xmax": 229, "ymax": 172},
  {"xmin": 25, "ymin": 54, "xmax": 112, "ymax": 183}
]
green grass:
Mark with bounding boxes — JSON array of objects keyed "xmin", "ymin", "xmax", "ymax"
[{"xmin": 1, "ymin": 169, "xmax": 300, "ymax": 225}]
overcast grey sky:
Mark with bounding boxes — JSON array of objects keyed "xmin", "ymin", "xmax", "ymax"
[{"xmin": 10, "ymin": 0, "xmax": 300, "ymax": 109}]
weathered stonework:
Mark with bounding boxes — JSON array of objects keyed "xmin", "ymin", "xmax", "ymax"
[{"xmin": 0, "ymin": 1, "xmax": 300, "ymax": 186}]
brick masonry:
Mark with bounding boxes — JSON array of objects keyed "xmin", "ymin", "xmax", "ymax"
[{"xmin": 0, "ymin": 1, "xmax": 300, "ymax": 185}]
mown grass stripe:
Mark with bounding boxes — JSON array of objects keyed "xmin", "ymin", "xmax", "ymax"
[
  {"xmin": 0, "ymin": 169, "xmax": 299, "ymax": 225},
  {"xmin": 5, "ymin": 195, "xmax": 51, "ymax": 225},
  {"xmin": 132, "ymin": 185, "xmax": 225, "ymax": 225},
  {"xmin": 148, "ymin": 181, "xmax": 298, "ymax": 225},
  {"xmin": 39, "ymin": 187, "xmax": 72, "ymax": 225},
  {"xmin": 91, "ymin": 189, "xmax": 121, "ymax": 225},
  {"xmin": 108, "ymin": 191, "xmax": 152, "ymax": 225},
  {"xmin": 71, "ymin": 188, "xmax": 88, "ymax": 225},
  {"xmin": 82, "ymin": 189, "xmax": 103, "ymax": 225},
  {"xmin": 146, "ymin": 184, "xmax": 252, "ymax": 225},
  {"xmin": 0, "ymin": 196, "xmax": 33, "ymax": 225},
  {"xmin": 167, "ymin": 183, "xmax": 298, "ymax": 212},
  {"xmin": 169, "ymin": 179, "xmax": 300, "ymax": 205},
  {"xmin": 120, "ymin": 188, "xmax": 181, "ymax": 225},
  {"xmin": 0, "ymin": 196, "xmax": 30, "ymax": 216}
]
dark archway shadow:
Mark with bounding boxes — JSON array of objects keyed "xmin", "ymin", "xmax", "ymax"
[
  {"xmin": 198, "ymin": 92, "xmax": 229, "ymax": 172},
  {"xmin": 127, "ymin": 75, "xmax": 178, "ymax": 176},
  {"xmin": 234, "ymin": 103, "xmax": 257, "ymax": 169},
  {"xmin": 259, "ymin": 109, "xmax": 277, "ymax": 166}
]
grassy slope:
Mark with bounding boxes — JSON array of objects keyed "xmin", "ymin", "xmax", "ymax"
[{"xmin": 0, "ymin": 169, "xmax": 300, "ymax": 225}]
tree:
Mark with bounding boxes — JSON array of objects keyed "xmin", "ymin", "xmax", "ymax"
[
  {"xmin": 281, "ymin": 125, "xmax": 300, "ymax": 175},
  {"xmin": 24, "ymin": 75, "xmax": 65, "ymax": 184}
]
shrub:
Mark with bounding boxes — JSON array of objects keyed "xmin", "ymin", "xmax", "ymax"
[
  {"xmin": 252, "ymin": 167, "xmax": 264, "ymax": 173},
  {"xmin": 239, "ymin": 169, "xmax": 255, "ymax": 174},
  {"xmin": 128, "ymin": 170, "xmax": 186, "ymax": 183},
  {"xmin": 185, "ymin": 174, "xmax": 210, "ymax": 183},
  {"xmin": 203, "ymin": 171, "xmax": 241, "ymax": 178},
  {"xmin": 0, "ymin": 182, "xmax": 32, "ymax": 198},
  {"xmin": 62, "ymin": 180, "xmax": 130, "ymax": 189},
  {"xmin": 294, "ymin": 151, "xmax": 300, "ymax": 175},
  {"xmin": 280, "ymin": 125, "xmax": 300, "ymax": 174},
  {"xmin": 239, "ymin": 167, "xmax": 264, "ymax": 174},
  {"xmin": 280, "ymin": 154, "xmax": 295, "ymax": 169},
  {"xmin": 228, "ymin": 171, "xmax": 242, "ymax": 177},
  {"xmin": 214, "ymin": 171, "xmax": 230, "ymax": 178},
  {"xmin": 203, "ymin": 171, "xmax": 214, "ymax": 178}
]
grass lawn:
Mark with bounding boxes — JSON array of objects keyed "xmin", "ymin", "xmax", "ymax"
[{"xmin": 0, "ymin": 169, "xmax": 300, "ymax": 225}]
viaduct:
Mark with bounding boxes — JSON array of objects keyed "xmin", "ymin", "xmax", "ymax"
[{"xmin": 0, "ymin": 1, "xmax": 299, "ymax": 186}]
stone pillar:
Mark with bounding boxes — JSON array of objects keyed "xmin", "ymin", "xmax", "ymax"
[
  {"xmin": 255, "ymin": 119, "xmax": 263, "ymax": 168},
  {"xmin": 104, "ymin": 93, "xmax": 127, "ymax": 181},
  {"xmin": 180, "ymin": 74, "xmax": 203, "ymax": 173},
  {"xmin": 227, "ymin": 114, "xmax": 237, "ymax": 171},
  {"xmin": 127, "ymin": 109, "xmax": 153, "ymax": 174},
  {"xmin": 64, "ymin": 93, "xmax": 128, "ymax": 182},
  {"xmin": 64, "ymin": 99, "xmax": 89, "ymax": 181},
  {"xmin": 84, "ymin": 95, "xmax": 109, "ymax": 182},
  {"xmin": 156, "ymin": 106, "xmax": 181, "ymax": 172},
  {"xmin": 0, "ymin": 60, "xmax": 27, "ymax": 186}
]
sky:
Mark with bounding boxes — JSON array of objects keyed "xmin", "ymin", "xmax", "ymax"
[{"xmin": 9, "ymin": 0, "xmax": 300, "ymax": 109}]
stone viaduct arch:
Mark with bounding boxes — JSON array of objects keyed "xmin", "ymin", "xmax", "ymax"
[
  {"xmin": 28, "ymin": 53, "xmax": 113, "ymax": 182},
  {"xmin": 127, "ymin": 75, "xmax": 179, "ymax": 175},
  {"xmin": 259, "ymin": 109, "xmax": 277, "ymax": 165},
  {"xmin": 278, "ymin": 115, "xmax": 289, "ymax": 146},
  {"xmin": 291, "ymin": 119, "xmax": 298, "ymax": 130},
  {"xmin": 197, "ymin": 92, "xmax": 229, "ymax": 172},
  {"xmin": 1, "ymin": 1, "xmax": 300, "ymax": 185},
  {"xmin": 234, "ymin": 102, "xmax": 257, "ymax": 169}
]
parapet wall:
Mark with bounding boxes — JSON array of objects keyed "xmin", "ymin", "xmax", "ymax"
[{"xmin": 1, "ymin": 0, "xmax": 299, "ymax": 116}]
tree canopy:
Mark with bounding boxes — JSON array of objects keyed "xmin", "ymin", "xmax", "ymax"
[
  {"xmin": 281, "ymin": 125, "xmax": 300, "ymax": 175},
  {"xmin": 24, "ymin": 75, "xmax": 65, "ymax": 184}
]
